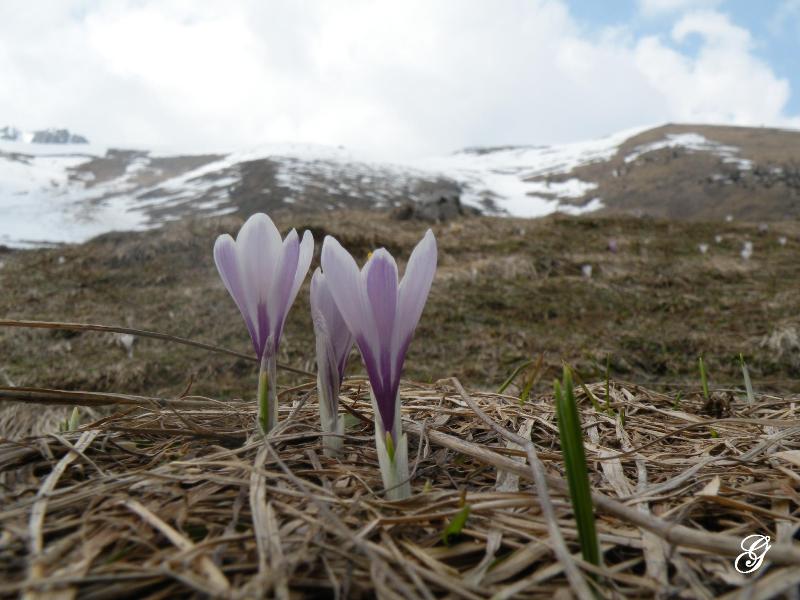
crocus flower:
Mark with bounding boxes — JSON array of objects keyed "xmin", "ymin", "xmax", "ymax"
[
  {"xmin": 310, "ymin": 268, "xmax": 354, "ymax": 456},
  {"xmin": 214, "ymin": 213, "xmax": 313, "ymax": 433},
  {"xmin": 741, "ymin": 241, "xmax": 753, "ymax": 261},
  {"xmin": 321, "ymin": 230, "xmax": 437, "ymax": 499}
]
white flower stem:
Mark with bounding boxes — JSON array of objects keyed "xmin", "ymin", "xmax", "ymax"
[
  {"xmin": 371, "ymin": 388, "xmax": 411, "ymax": 500},
  {"xmin": 257, "ymin": 352, "xmax": 278, "ymax": 434},
  {"xmin": 318, "ymin": 371, "xmax": 344, "ymax": 457}
]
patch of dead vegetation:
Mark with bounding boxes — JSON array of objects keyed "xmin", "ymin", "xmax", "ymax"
[
  {"xmin": 1, "ymin": 379, "xmax": 799, "ymax": 597},
  {"xmin": 3, "ymin": 211, "xmax": 800, "ymax": 433}
]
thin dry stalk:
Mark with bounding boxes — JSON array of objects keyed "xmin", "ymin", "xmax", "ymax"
[
  {"xmin": 1, "ymin": 378, "xmax": 799, "ymax": 598},
  {"xmin": 0, "ymin": 319, "xmax": 314, "ymax": 377},
  {"xmin": 451, "ymin": 378, "xmax": 595, "ymax": 600}
]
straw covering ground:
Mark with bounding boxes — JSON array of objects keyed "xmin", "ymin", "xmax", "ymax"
[{"xmin": 2, "ymin": 377, "xmax": 800, "ymax": 598}]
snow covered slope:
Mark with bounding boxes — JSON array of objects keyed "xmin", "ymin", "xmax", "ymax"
[
  {"xmin": 416, "ymin": 126, "xmax": 649, "ymax": 217},
  {"xmin": 1, "ymin": 123, "xmax": 794, "ymax": 247},
  {"xmin": 0, "ymin": 141, "xmax": 460, "ymax": 247}
]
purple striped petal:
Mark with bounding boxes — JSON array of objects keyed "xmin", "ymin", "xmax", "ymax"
[
  {"xmin": 311, "ymin": 269, "xmax": 354, "ymax": 382},
  {"xmin": 393, "ymin": 229, "xmax": 438, "ymax": 366},
  {"xmin": 321, "ymin": 231, "xmax": 437, "ymax": 436},
  {"xmin": 288, "ymin": 230, "xmax": 315, "ymax": 316},
  {"xmin": 214, "ymin": 234, "xmax": 259, "ymax": 355},
  {"xmin": 362, "ymin": 250, "xmax": 401, "ymax": 431},
  {"xmin": 364, "ymin": 250, "xmax": 398, "ymax": 354},
  {"xmin": 213, "ymin": 213, "xmax": 313, "ymax": 360},
  {"xmin": 320, "ymin": 235, "xmax": 376, "ymax": 349},
  {"xmin": 268, "ymin": 229, "xmax": 300, "ymax": 352},
  {"xmin": 236, "ymin": 214, "xmax": 282, "ymax": 354}
]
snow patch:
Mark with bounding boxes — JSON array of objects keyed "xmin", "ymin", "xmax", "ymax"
[
  {"xmin": 416, "ymin": 126, "xmax": 649, "ymax": 216},
  {"xmin": 559, "ymin": 197, "xmax": 604, "ymax": 216},
  {"xmin": 625, "ymin": 133, "xmax": 752, "ymax": 170}
]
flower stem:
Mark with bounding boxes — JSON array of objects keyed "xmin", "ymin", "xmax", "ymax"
[
  {"xmin": 371, "ymin": 388, "xmax": 411, "ymax": 500},
  {"xmin": 257, "ymin": 352, "xmax": 278, "ymax": 434},
  {"xmin": 318, "ymin": 371, "xmax": 344, "ymax": 457}
]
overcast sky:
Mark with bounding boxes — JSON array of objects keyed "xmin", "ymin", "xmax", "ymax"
[{"xmin": 1, "ymin": 0, "xmax": 798, "ymax": 159}]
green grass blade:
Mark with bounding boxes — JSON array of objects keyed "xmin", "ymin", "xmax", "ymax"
[
  {"xmin": 497, "ymin": 359, "xmax": 535, "ymax": 394},
  {"xmin": 555, "ymin": 367, "xmax": 601, "ymax": 567},
  {"xmin": 570, "ymin": 366, "xmax": 603, "ymax": 412},
  {"xmin": 739, "ymin": 353, "xmax": 755, "ymax": 405},
  {"xmin": 698, "ymin": 356, "xmax": 710, "ymax": 401},
  {"xmin": 67, "ymin": 406, "xmax": 80, "ymax": 430},
  {"xmin": 441, "ymin": 504, "xmax": 471, "ymax": 546},
  {"xmin": 519, "ymin": 354, "xmax": 545, "ymax": 405}
]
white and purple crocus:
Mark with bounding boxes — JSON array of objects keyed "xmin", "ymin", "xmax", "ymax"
[
  {"xmin": 310, "ymin": 268, "xmax": 354, "ymax": 456},
  {"xmin": 214, "ymin": 213, "xmax": 313, "ymax": 434},
  {"xmin": 321, "ymin": 230, "xmax": 437, "ymax": 499}
]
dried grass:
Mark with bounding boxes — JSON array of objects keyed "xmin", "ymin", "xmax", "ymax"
[{"xmin": 1, "ymin": 378, "xmax": 799, "ymax": 598}]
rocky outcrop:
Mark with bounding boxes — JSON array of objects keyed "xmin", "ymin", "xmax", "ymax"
[
  {"xmin": 0, "ymin": 126, "xmax": 21, "ymax": 141},
  {"xmin": 392, "ymin": 188, "xmax": 478, "ymax": 222},
  {"xmin": 31, "ymin": 129, "xmax": 89, "ymax": 144},
  {"xmin": 1, "ymin": 126, "xmax": 89, "ymax": 144}
]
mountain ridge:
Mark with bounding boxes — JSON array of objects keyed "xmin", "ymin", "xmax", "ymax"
[{"xmin": 1, "ymin": 123, "xmax": 799, "ymax": 247}]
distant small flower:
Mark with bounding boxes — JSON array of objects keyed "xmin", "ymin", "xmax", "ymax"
[
  {"xmin": 214, "ymin": 213, "xmax": 314, "ymax": 433},
  {"xmin": 607, "ymin": 239, "xmax": 618, "ymax": 253},
  {"xmin": 741, "ymin": 241, "xmax": 753, "ymax": 261},
  {"xmin": 581, "ymin": 264, "xmax": 592, "ymax": 278},
  {"xmin": 725, "ymin": 214, "xmax": 734, "ymax": 223},
  {"xmin": 321, "ymin": 230, "xmax": 437, "ymax": 499},
  {"xmin": 310, "ymin": 269, "xmax": 354, "ymax": 456},
  {"xmin": 698, "ymin": 243, "xmax": 709, "ymax": 254},
  {"xmin": 778, "ymin": 236, "xmax": 787, "ymax": 247},
  {"xmin": 114, "ymin": 333, "xmax": 136, "ymax": 359},
  {"xmin": 714, "ymin": 235, "xmax": 723, "ymax": 244}
]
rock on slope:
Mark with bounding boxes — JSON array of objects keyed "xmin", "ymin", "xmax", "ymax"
[{"xmin": 1, "ymin": 126, "xmax": 88, "ymax": 144}]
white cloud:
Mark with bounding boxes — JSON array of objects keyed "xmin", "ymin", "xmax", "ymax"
[
  {"xmin": 634, "ymin": 11, "xmax": 798, "ymax": 126},
  {"xmin": 0, "ymin": 0, "xmax": 796, "ymax": 159}
]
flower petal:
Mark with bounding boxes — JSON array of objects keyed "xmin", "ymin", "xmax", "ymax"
[
  {"xmin": 311, "ymin": 269, "xmax": 340, "ymax": 382},
  {"xmin": 286, "ymin": 229, "xmax": 314, "ymax": 316},
  {"xmin": 214, "ymin": 234, "xmax": 259, "ymax": 353},
  {"xmin": 362, "ymin": 249, "xmax": 400, "ymax": 429},
  {"xmin": 321, "ymin": 235, "xmax": 375, "ymax": 349},
  {"xmin": 323, "ymin": 235, "xmax": 402, "ymax": 432},
  {"xmin": 363, "ymin": 249, "xmax": 398, "ymax": 351},
  {"xmin": 311, "ymin": 268, "xmax": 354, "ymax": 381},
  {"xmin": 268, "ymin": 229, "xmax": 301, "ymax": 350},
  {"xmin": 236, "ymin": 213, "xmax": 282, "ymax": 353},
  {"xmin": 393, "ymin": 229, "xmax": 437, "ymax": 365}
]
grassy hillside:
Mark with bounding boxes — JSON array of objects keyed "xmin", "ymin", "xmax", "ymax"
[
  {"xmin": 567, "ymin": 124, "xmax": 800, "ymax": 220},
  {"xmin": 1, "ymin": 210, "xmax": 799, "ymax": 425}
]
